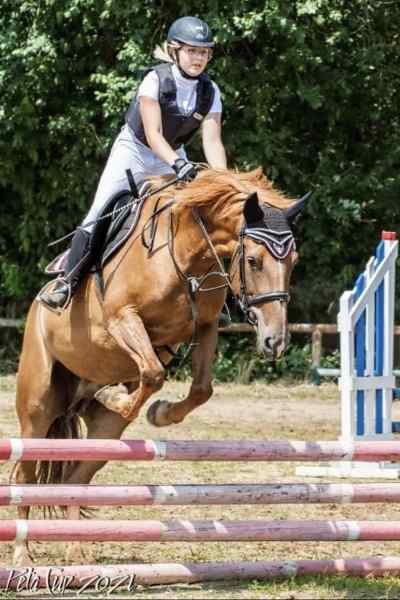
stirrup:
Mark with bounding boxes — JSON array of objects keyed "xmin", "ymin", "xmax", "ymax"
[{"xmin": 37, "ymin": 278, "xmax": 72, "ymax": 314}]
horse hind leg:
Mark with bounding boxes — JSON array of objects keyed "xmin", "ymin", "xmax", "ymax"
[
  {"xmin": 33, "ymin": 375, "xmax": 99, "ymax": 566},
  {"xmin": 13, "ymin": 402, "xmax": 59, "ymax": 565},
  {"xmin": 14, "ymin": 375, "xmax": 101, "ymax": 567},
  {"xmin": 13, "ymin": 333, "xmax": 72, "ymax": 565}
]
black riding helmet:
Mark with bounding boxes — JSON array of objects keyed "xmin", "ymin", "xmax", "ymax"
[{"xmin": 167, "ymin": 16, "xmax": 214, "ymax": 48}]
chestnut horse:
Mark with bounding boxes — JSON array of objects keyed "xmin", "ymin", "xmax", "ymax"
[{"xmin": 14, "ymin": 167, "xmax": 304, "ymax": 564}]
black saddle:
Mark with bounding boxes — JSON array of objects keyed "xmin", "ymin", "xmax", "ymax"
[
  {"xmin": 92, "ymin": 190, "xmax": 146, "ymax": 267},
  {"xmin": 45, "ymin": 190, "xmax": 146, "ymax": 275}
]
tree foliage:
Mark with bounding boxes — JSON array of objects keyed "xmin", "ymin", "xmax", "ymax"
[{"xmin": 1, "ymin": 0, "xmax": 400, "ymax": 320}]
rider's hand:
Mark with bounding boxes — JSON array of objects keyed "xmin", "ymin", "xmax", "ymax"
[{"xmin": 172, "ymin": 159, "xmax": 197, "ymax": 182}]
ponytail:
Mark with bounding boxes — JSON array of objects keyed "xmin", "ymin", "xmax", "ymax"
[{"xmin": 153, "ymin": 41, "xmax": 180, "ymax": 63}]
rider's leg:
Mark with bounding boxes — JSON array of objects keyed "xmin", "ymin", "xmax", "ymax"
[
  {"xmin": 40, "ymin": 227, "xmax": 93, "ymax": 310},
  {"xmin": 40, "ymin": 129, "xmax": 144, "ymax": 311},
  {"xmin": 40, "ymin": 126, "xmax": 174, "ymax": 311},
  {"xmin": 83, "ymin": 124, "xmax": 178, "ymax": 227}
]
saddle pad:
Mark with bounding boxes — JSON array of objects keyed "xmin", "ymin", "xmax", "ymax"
[{"xmin": 45, "ymin": 251, "xmax": 69, "ymax": 275}]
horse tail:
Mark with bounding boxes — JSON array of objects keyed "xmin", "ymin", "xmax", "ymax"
[
  {"xmin": 36, "ymin": 361, "xmax": 83, "ymax": 486},
  {"xmin": 36, "ymin": 412, "xmax": 84, "ymax": 486}
]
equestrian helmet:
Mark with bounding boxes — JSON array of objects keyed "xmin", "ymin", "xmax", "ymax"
[{"xmin": 167, "ymin": 17, "xmax": 214, "ymax": 48}]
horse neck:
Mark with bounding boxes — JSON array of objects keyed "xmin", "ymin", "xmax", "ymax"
[{"xmin": 173, "ymin": 204, "xmax": 241, "ymax": 273}]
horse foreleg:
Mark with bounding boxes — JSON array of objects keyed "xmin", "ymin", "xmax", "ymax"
[
  {"xmin": 147, "ymin": 321, "xmax": 218, "ymax": 427},
  {"xmin": 95, "ymin": 306, "xmax": 164, "ymax": 420}
]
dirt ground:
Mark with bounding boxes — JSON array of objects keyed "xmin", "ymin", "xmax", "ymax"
[{"xmin": 1, "ymin": 375, "xmax": 400, "ymax": 599}]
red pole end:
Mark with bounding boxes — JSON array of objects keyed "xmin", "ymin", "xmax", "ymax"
[{"xmin": 381, "ymin": 231, "xmax": 397, "ymax": 241}]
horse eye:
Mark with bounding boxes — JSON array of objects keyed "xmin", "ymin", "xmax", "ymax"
[{"xmin": 247, "ymin": 256, "xmax": 258, "ymax": 270}]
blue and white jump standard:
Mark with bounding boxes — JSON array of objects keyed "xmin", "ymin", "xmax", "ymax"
[{"xmin": 297, "ymin": 232, "xmax": 400, "ymax": 478}]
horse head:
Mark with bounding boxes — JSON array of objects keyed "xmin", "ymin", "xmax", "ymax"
[{"xmin": 230, "ymin": 190, "xmax": 307, "ymax": 358}]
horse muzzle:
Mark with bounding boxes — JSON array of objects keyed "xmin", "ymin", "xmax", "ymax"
[
  {"xmin": 262, "ymin": 331, "xmax": 290, "ymax": 358},
  {"xmin": 250, "ymin": 306, "xmax": 290, "ymax": 359}
]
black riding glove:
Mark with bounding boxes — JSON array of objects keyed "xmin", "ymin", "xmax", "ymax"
[{"xmin": 172, "ymin": 159, "xmax": 197, "ymax": 182}]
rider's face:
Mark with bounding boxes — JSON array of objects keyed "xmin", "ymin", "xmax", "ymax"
[{"xmin": 178, "ymin": 45, "xmax": 211, "ymax": 77}]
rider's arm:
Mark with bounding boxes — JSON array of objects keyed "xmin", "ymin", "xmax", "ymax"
[
  {"xmin": 139, "ymin": 96, "xmax": 179, "ymax": 167},
  {"xmin": 201, "ymin": 112, "xmax": 227, "ymax": 169}
]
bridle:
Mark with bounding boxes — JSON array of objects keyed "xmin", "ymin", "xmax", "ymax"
[
  {"xmin": 236, "ymin": 224, "xmax": 291, "ymax": 326},
  {"xmin": 166, "ymin": 206, "xmax": 293, "ymax": 333}
]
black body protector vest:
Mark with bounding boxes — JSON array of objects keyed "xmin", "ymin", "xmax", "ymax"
[{"xmin": 125, "ymin": 63, "xmax": 215, "ymax": 150}]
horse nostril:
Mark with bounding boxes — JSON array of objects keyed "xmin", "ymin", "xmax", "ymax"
[
  {"xmin": 249, "ymin": 309, "xmax": 257, "ymax": 324},
  {"xmin": 264, "ymin": 336, "xmax": 274, "ymax": 351}
]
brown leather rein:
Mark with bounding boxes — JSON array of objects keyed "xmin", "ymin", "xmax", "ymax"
[{"xmin": 163, "ymin": 205, "xmax": 292, "ymax": 359}]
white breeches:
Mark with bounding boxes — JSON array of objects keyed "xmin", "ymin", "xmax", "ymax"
[{"xmin": 82, "ymin": 125, "xmax": 187, "ymax": 232}]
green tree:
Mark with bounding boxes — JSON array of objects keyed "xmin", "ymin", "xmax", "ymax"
[{"xmin": 1, "ymin": 0, "xmax": 399, "ymax": 320}]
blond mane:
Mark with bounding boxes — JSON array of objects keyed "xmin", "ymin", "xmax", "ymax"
[{"xmin": 151, "ymin": 167, "xmax": 295, "ymax": 221}]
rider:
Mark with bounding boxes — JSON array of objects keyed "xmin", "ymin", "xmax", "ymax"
[{"xmin": 41, "ymin": 16, "xmax": 227, "ymax": 310}]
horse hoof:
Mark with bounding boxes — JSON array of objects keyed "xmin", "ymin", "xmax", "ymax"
[
  {"xmin": 94, "ymin": 383, "xmax": 134, "ymax": 419},
  {"xmin": 147, "ymin": 400, "xmax": 171, "ymax": 427}
]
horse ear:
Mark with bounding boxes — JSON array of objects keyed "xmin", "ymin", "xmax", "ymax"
[
  {"xmin": 244, "ymin": 192, "xmax": 264, "ymax": 225},
  {"xmin": 284, "ymin": 191, "xmax": 312, "ymax": 223}
]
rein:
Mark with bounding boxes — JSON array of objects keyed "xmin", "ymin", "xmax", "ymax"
[
  {"xmin": 48, "ymin": 177, "xmax": 180, "ymax": 248},
  {"xmin": 165, "ymin": 205, "xmax": 292, "ymax": 361},
  {"xmin": 165, "ymin": 206, "xmax": 232, "ymax": 362}
]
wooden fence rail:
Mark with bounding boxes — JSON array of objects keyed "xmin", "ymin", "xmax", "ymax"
[{"xmin": 2, "ymin": 318, "xmax": 400, "ymax": 368}]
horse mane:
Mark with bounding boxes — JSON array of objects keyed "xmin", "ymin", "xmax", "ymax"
[{"xmin": 151, "ymin": 167, "xmax": 295, "ymax": 222}]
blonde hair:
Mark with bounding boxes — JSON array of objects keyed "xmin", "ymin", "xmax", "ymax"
[
  {"xmin": 153, "ymin": 40, "xmax": 213, "ymax": 64},
  {"xmin": 153, "ymin": 41, "xmax": 180, "ymax": 63}
]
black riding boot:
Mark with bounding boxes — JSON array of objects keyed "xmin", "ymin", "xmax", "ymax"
[{"xmin": 40, "ymin": 228, "xmax": 93, "ymax": 310}]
